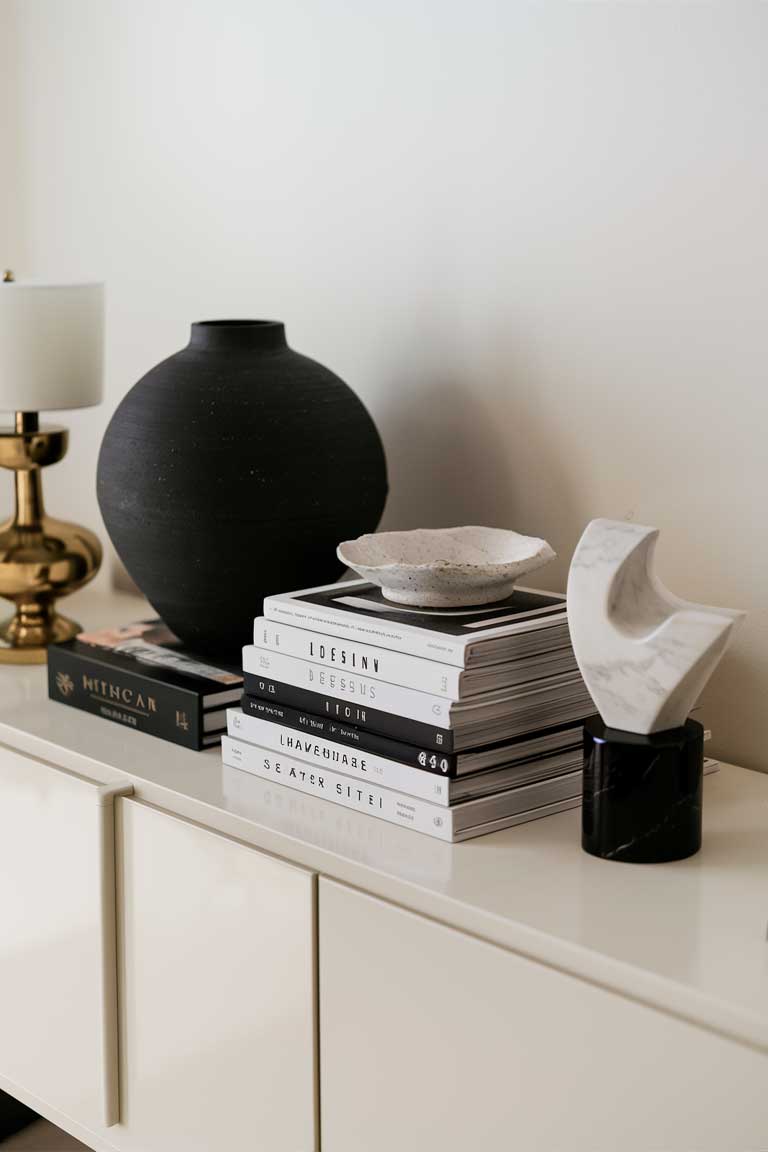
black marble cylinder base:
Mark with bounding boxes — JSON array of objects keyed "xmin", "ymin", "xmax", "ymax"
[{"xmin": 582, "ymin": 716, "xmax": 704, "ymax": 863}]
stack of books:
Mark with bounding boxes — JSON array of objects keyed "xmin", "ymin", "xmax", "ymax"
[{"xmin": 221, "ymin": 580, "xmax": 597, "ymax": 841}]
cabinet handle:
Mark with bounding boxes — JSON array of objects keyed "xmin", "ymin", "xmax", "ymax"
[{"xmin": 96, "ymin": 782, "xmax": 133, "ymax": 1127}]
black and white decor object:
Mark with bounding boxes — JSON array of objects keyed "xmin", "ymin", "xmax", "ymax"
[
  {"xmin": 48, "ymin": 620, "xmax": 242, "ymax": 749},
  {"xmin": 97, "ymin": 320, "xmax": 387, "ymax": 661},
  {"xmin": 250, "ymin": 580, "xmax": 593, "ymax": 751},
  {"xmin": 567, "ymin": 518, "xmax": 744, "ymax": 863},
  {"xmin": 222, "ymin": 578, "xmax": 596, "ymax": 842}
]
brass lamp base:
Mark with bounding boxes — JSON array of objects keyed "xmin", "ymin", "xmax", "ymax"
[
  {"xmin": 0, "ymin": 413, "xmax": 102, "ymax": 663},
  {"xmin": 0, "ymin": 600, "xmax": 82, "ymax": 664}
]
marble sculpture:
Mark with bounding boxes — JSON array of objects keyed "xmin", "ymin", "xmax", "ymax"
[{"xmin": 567, "ymin": 518, "xmax": 744, "ymax": 734}]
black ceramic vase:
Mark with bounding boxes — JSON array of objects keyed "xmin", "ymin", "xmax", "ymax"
[{"xmin": 97, "ymin": 320, "xmax": 387, "ymax": 661}]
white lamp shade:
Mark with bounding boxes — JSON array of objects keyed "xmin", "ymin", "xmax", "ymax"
[{"xmin": 0, "ymin": 281, "xmax": 104, "ymax": 411}]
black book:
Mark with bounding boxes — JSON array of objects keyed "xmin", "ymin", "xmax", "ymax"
[
  {"xmin": 243, "ymin": 670, "xmax": 592, "ymax": 752},
  {"xmin": 240, "ymin": 693, "xmax": 584, "ymax": 777},
  {"xmin": 48, "ymin": 621, "xmax": 242, "ymax": 750},
  {"xmin": 243, "ymin": 670, "xmax": 456, "ymax": 750}
]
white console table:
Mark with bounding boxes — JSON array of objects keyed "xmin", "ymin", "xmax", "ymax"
[{"xmin": 0, "ymin": 590, "xmax": 767, "ymax": 1152}]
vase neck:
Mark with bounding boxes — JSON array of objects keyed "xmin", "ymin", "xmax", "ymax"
[{"xmin": 188, "ymin": 320, "xmax": 287, "ymax": 351}]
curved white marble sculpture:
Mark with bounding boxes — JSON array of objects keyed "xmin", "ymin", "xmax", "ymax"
[{"xmin": 567, "ymin": 519, "xmax": 745, "ymax": 734}]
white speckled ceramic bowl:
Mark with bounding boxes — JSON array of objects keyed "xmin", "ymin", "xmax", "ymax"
[{"xmin": 337, "ymin": 526, "xmax": 556, "ymax": 607}]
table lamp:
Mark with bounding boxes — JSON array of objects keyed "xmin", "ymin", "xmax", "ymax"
[{"xmin": 0, "ymin": 271, "xmax": 104, "ymax": 663}]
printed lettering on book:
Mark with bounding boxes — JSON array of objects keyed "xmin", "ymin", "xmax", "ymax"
[
  {"xmin": 82, "ymin": 673, "xmax": 158, "ymax": 714},
  {"xmin": 309, "ymin": 639, "xmax": 380, "ymax": 675},
  {"xmin": 243, "ymin": 672, "xmax": 451, "ymax": 751},
  {"xmin": 251, "ymin": 677, "xmax": 277, "ymax": 696},
  {"xmin": 262, "ymin": 756, "xmax": 327, "ymax": 790},
  {"xmin": 309, "ymin": 667, "xmax": 377, "ymax": 701},
  {"xmin": 239, "ymin": 694, "xmax": 461, "ymax": 773},
  {"xmin": 100, "ymin": 705, "xmax": 138, "ymax": 728},
  {"xmin": 419, "ymin": 751, "xmax": 450, "ymax": 773},
  {"xmin": 279, "ymin": 731, "xmax": 368, "ymax": 772},
  {"xmin": 323, "ymin": 698, "xmax": 368, "ymax": 724},
  {"xmin": 262, "ymin": 756, "xmax": 384, "ymax": 809}
]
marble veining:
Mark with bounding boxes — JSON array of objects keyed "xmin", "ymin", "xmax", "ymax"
[
  {"xmin": 567, "ymin": 519, "xmax": 745, "ymax": 734},
  {"xmin": 581, "ymin": 716, "xmax": 704, "ymax": 862}
]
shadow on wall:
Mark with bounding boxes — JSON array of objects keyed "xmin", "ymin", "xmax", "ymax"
[
  {"xmin": 372, "ymin": 323, "xmax": 585, "ymax": 592},
  {"xmin": 111, "ymin": 557, "xmax": 140, "ymax": 596}
]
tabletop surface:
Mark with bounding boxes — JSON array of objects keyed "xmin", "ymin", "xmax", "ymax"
[{"xmin": 1, "ymin": 587, "xmax": 767, "ymax": 1055}]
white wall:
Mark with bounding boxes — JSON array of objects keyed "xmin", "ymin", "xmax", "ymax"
[{"xmin": 3, "ymin": 0, "xmax": 766, "ymax": 769}]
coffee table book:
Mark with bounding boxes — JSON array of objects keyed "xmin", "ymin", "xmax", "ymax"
[
  {"xmin": 262, "ymin": 580, "xmax": 571, "ymax": 666},
  {"xmin": 239, "ymin": 693, "xmax": 584, "ymax": 774},
  {"xmin": 228, "ymin": 708, "xmax": 582, "ymax": 804},
  {"xmin": 48, "ymin": 621, "xmax": 242, "ymax": 750},
  {"xmin": 242, "ymin": 665, "xmax": 592, "ymax": 752},
  {"xmin": 221, "ymin": 734, "xmax": 583, "ymax": 842},
  {"xmin": 253, "ymin": 615, "xmax": 577, "ymax": 697}
]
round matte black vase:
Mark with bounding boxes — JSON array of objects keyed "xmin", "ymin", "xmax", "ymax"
[
  {"xmin": 582, "ymin": 716, "xmax": 704, "ymax": 864},
  {"xmin": 97, "ymin": 320, "xmax": 387, "ymax": 661}
]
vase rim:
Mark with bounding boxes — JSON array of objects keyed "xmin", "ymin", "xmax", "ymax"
[{"xmin": 188, "ymin": 319, "xmax": 287, "ymax": 350}]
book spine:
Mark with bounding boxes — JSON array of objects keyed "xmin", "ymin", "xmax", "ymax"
[
  {"xmin": 239, "ymin": 694, "xmax": 458, "ymax": 773},
  {"xmin": 47, "ymin": 644, "xmax": 209, "ymax": 750},
  {"xmin": 243, "ymin": 647, "xmax": 453, "ymax": 727},
  {"xmin": 263, "ymin": 595, "xmax": 468, "ymax": 666},
  {"xmin": 221, "ymin": 735, "xmax": 456, "ymax": 841},
  {"xmin": 243, "ymin": 673, "xmax": 455, "ymax": 751},
  {"xmin": 252, "ymin": 617, "xmax": 464, "ymax": 698},
  {"xmin": 228, "ymin": 710, "xmax": 453, "ymax": 805}
]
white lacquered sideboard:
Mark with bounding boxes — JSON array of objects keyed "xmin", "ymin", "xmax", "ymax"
[{"xmin": 0, "ymin": 590, "xmax": 767, "ymax": 1152}]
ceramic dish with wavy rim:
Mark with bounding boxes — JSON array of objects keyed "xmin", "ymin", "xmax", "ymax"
[{"xmin": 337, "ymin": 526, "xmax": 556, "ymax": 607}]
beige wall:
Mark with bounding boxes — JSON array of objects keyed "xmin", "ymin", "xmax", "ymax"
[
  {"xmin": 3, "ymin": 1, "xmax": 766, "ymax": 768},
  {"xmin": 0, "ymin": 4, "xmax": 22, "ymax": 264}
]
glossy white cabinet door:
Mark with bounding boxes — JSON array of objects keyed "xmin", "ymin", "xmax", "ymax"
[
  {"xmin": 320, "ymin": 880, "xmax": 768, "ymax": 1152},
  {"xmin": 0, "ymin": 748, "xmax": 129, "ymax": 1129},
  {"xmin": 114, "ymin": 799, "xmax": 317, "ymax": 1152}
]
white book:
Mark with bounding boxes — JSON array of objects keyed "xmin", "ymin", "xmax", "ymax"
[
  {"xmin": 243, "ymin": 644, "xmax": 587, "ymax": 730},
  {"xmin": 243, "ymin": 645, "xmax": 453, "ymax": 725},
  {"xmin": 263, "ymin": 580, "xmax": 569, "ymax": 667},
  {"xmin": 227, "ymin": 709, "xmax": 580, "ymax": 806},
  {"xmin": 221, "ymin": 734, "xmax": 583, "ymax": 843},
  {"xmin": 253, "ymin": 616, "xmax": 465, "ymax": 697},
  {"xmin": 229, "ymin": 708, "xmax": 451, "ymax": 803},
  {"xmin": 252, "ymin": 616, "xmax": 576, "ymax": 700}
]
